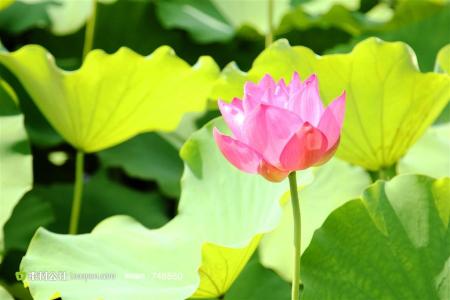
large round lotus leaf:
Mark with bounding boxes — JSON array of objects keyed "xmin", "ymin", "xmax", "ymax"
[
  {"xmin": 0, "ymin": 83, "xmax": 32, "ymax": 262},
  {"xmin": 397, "ymin": 123, "xmax": 450, "ymax": 178},
  {"xmin": 301, "ymin": 175, "xmax": 450, "ymax": 300},
  {"xmin": 0, "ymin": 45, "xmax": 220, "ymax": 152},
  {"xmin": 259, "ymin": 158, "xmax": 371, "ymax": 281},
  {"xmin": 20, "ymin": 118, "xmax": 289, "ymax": 299},
  {"xmin": 21, "ymin": 216, "xmax": 203, "ymax": 300},
  {"xmin": 212, "ymin": 38, "xmax": 450, "ymax": 170}
]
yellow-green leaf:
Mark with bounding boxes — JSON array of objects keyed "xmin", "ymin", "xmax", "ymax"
[
  {"xmin": 0, "ymin": 45, "xmax": 220, "ymax": 152},
  {"xmin": 435, "ymin": 44, "xmax": 450, "ymax": 74},
  {"xmin": 210, "ymin": 62, "xmax": 247, "ymax": 104},
  {"xmin": 213, "ymin": 38, "xmax": 450, "ymax": 170},
  {"xmin": 0, "ymin": 0, "xmax": 14, "ymax": 11},
  {"xmin": 192, "ymin": 236, "xmax": 261, "ymax": 298}
]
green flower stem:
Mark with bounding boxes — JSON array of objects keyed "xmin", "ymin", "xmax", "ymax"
[
  {"xmin": 265, "ymin": 0, "xmax": 274, "ymax": 48},
  {"xmin": 71, "ymin": 0, "xmax": 95, "ymax": 234},
  {"xmin": 69, "ymin": 151, "xmax": 84, "ymax": 234},
  {"xmin": 82, "ymin": 0, "xmax": 97, "ymax": 59},
  {"xmin": 378, "ymin": 164, "xmax": 397, "ymax": 181},
  {"xmin": 288, "ymin": 171, "xmax": 301, "ymax": 300}
]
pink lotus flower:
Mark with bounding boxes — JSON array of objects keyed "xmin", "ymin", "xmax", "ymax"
[{"xmin": 214, "ymin": 73, "xmax": 346, "ymax": 182}]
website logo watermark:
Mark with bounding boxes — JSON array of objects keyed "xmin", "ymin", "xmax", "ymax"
[
  {"xmin": 16, "ymin": 271, "xmax": 116, "ymax": 282},
  {"xmin": 16, "ymin": 271, "xmax": 184, "ymax": 282}
]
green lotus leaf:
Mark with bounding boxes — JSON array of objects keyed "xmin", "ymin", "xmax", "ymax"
[
  {"xmin": 364, "ymin": 2, "xmax": 393, "ymax": 23},
  {"xmin": 178, "ymin": 118, "xmax": 287, "ymax": 246},
  {"xmin": 398, "ymin": 123, "xmax": 450, "ymax": 178},
  {"xmin": 0, "ymin": 45, "xmax": 220, "ymax": 152},
  {"xmin": 211, "ymin": 0, "xmax": 289, "ymax": 36},
  {"xmin": 98, "ymin": 132, "xmax": 183, "ymax": 197},
  {"xmin": 373, "ymin": 2, "xmax": 450, "ymax": 72},
  {"xmin": 159, "ymin": 111, "xmax": 204, "ymax": 149},
  {"xmin": 0, "ymin": 85, "xmax": 32, "ymax": 262},
  {"xmin": 27, "ymin": 0, "xmax": 92, "ymax": 35},
  {"xmin": 276, "ymin": 0, "xmax": 372, "ymax": 37},
  {"xmin": 0, "ymin": 0, "xmax": 52, "ymax": 34},
  {"xmin": 224, "ymin": 255, "xmax": 290, "ymax": 300},
  {"xmin": 15, "ymin": 0, "xmax": 117, "ymax": 35},
  {"xmin": 0, "ymin": 286, "xmax": 13, "ymax": 300},
  {"xmin": 20, "ymin": 118, "xmax": 289, "ymax": 299},
  {"xmin": 22, "ymin": 216, "xmax": 202, "ymax": 300},
  {"xmin": 328, "ymin": 1, "xmax": 450, "ymax": 72},
  {"xmin": 301, "ymin": 174, "xmax": 450, "ymax": 299},
  {"xmin": 0, "ymin": 56, "xmax": 63, "ymax": 147},
  {"xmin": 156, "ymin": 0, "xmax": 366, "ymax": 43},
  {"xmin": 156, "ymin": 0, "xmax": 289, "ymax": 43},
  {"xmin": 156, "ymin": 0, "xmax": 234, "ymax": 43},
  {"xmin": 213, "ymin": 37, "xmax": 450, "ymax": 170},
  {"xmin": 259, "ymin": 158, "xmax": 371, "ymax": 281},
  {"xmin": 0, "ymin": 77, "xmax": 17, "ymax": 115},
  {"xmin": 279, "ymin": 0, "xmax": 442, "ymax": 39},
  {"xmin": 376, "ymin": 0, "xmax": 446, "ymax": 32},
  {"xmin": 434, "ymin": 44, "xmax": 450, "ymax": 123},
  {"xmin": 436, "ymin": 44, "xmax": 450, "ymax": 74},
  {"xmin": 299, "ymin": 0, "xmax": 359, "ymax": 15},
  {"xmin": 3, "ymin": 192, "xmax": 54, "ymax": 253},
  {"xmin": 210, "ymin": 62, "xmax": 247, "ymax": 103}
]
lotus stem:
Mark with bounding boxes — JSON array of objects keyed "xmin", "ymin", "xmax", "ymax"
[
  {"xmin": 378, "ymin": 164, "xmax": 397, "ymax": 181},
  {"xmin": 82, "ymin": 0, "xmax": 97, "ymax": 59},
  {"xmin": 265, "ymin": 0, "xmax": 274, "ymax": 48},
  {"xmin": 288, "ymin": 171, "xmax": 301, "ymax": 300},
  {"xmin": 69, "ymin": 151, "xmax": 84, "ymax": 234},
  {"xmin": 71, "ymin": 0, "xmax": 95, "ymax": 234}
]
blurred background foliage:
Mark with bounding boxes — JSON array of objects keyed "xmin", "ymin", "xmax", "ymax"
[{"xmin": 0, "ymin": 0, "xmax": 449, "ymax": 299}]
